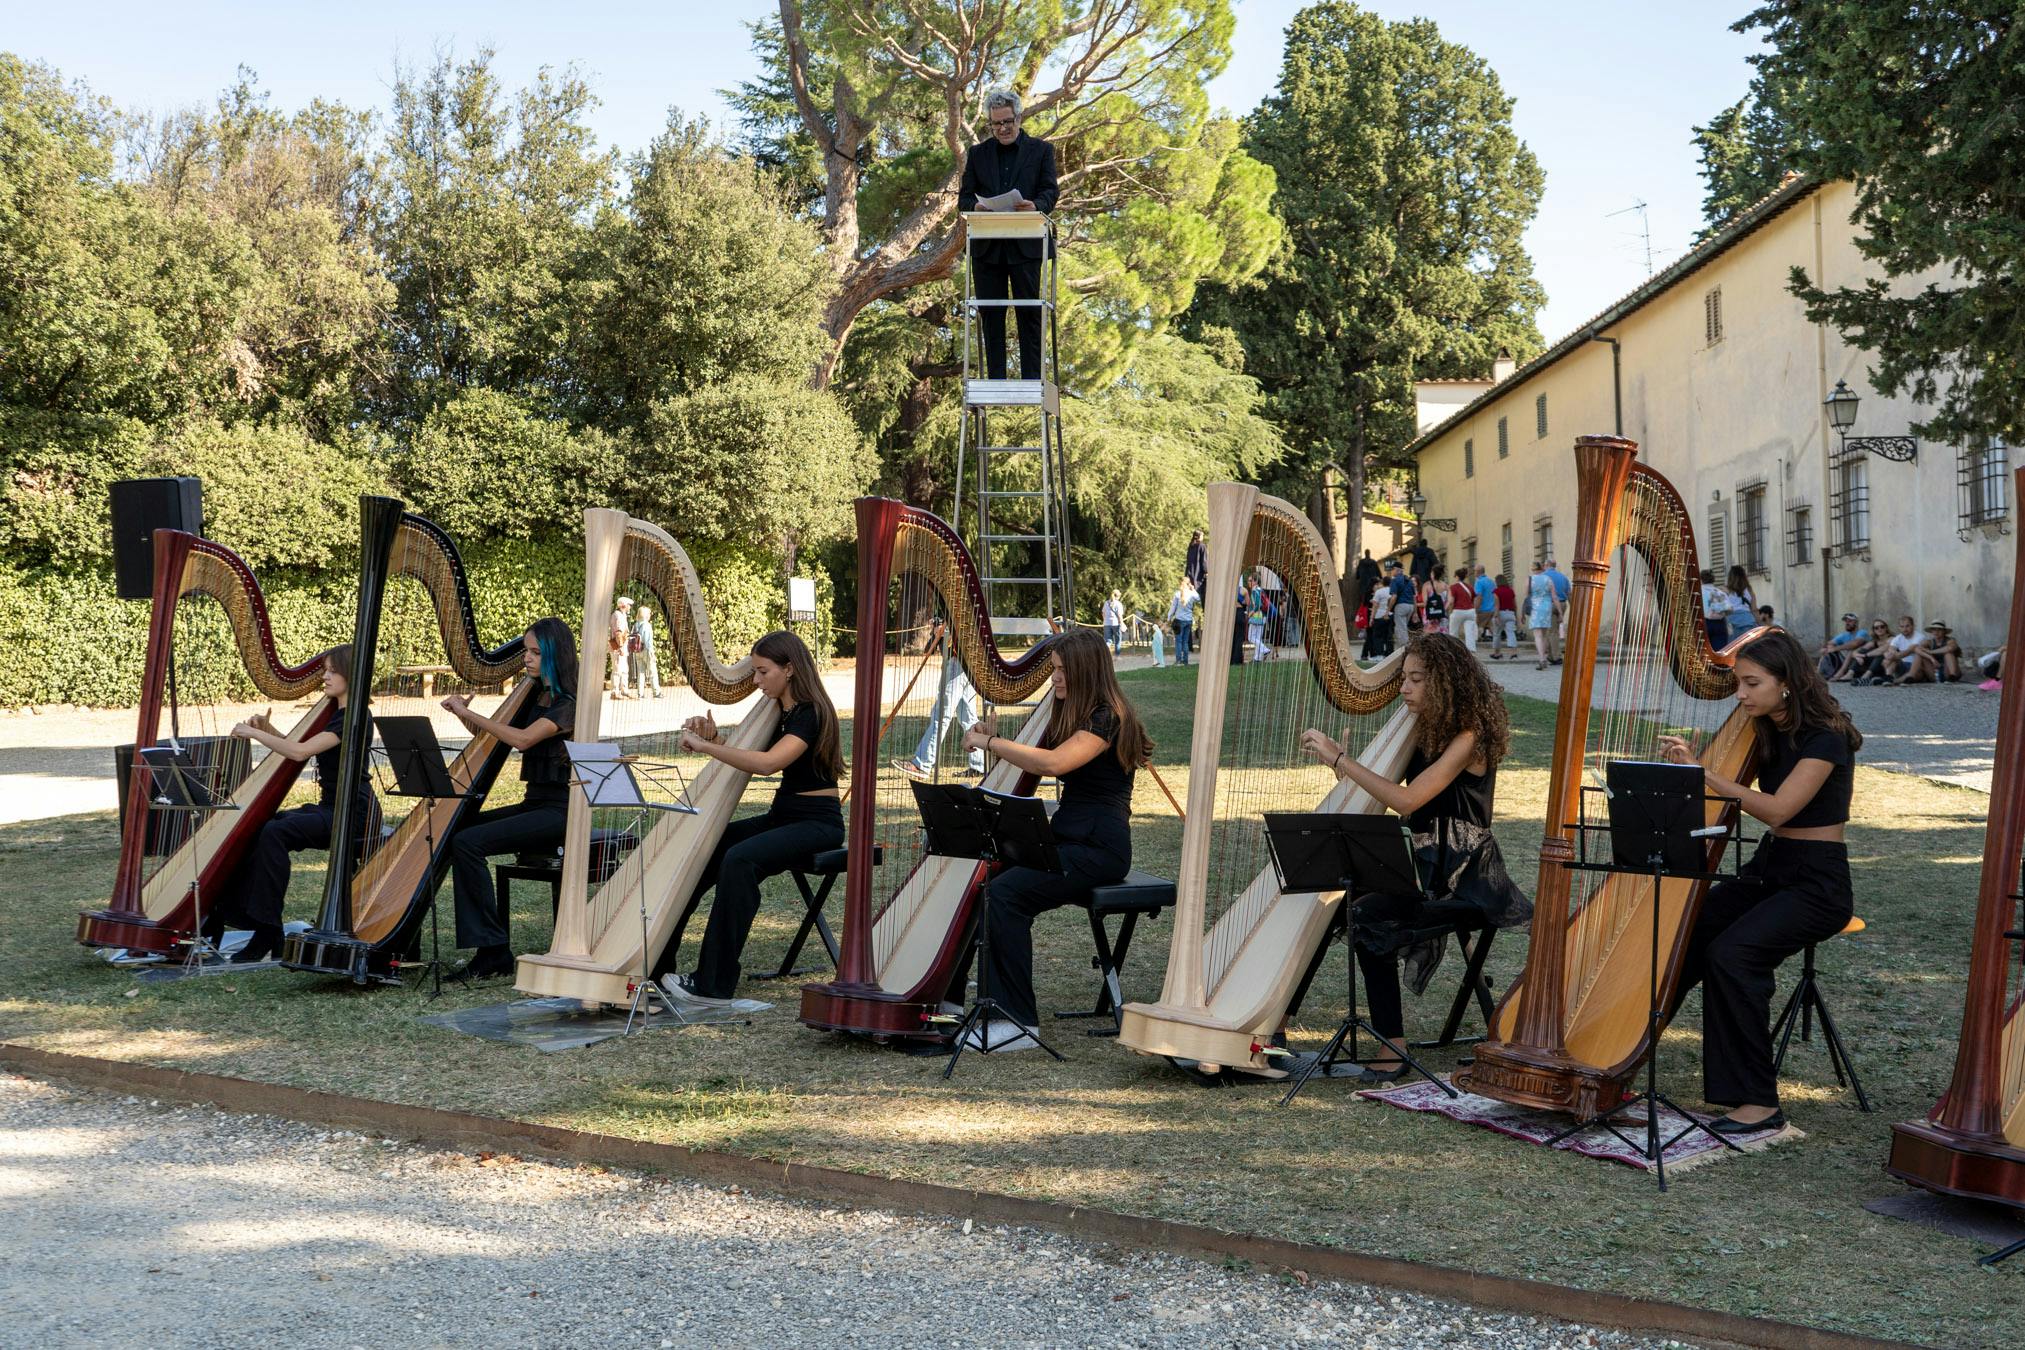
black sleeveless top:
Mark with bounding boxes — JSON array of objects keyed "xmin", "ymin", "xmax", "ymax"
[{"xmin": 1402, "ymin": 745, "xmax": 1494, "ymax": 831}]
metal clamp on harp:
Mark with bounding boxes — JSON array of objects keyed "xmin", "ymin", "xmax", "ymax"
[
  {"xmin": 1547, "ymin": 763, "xmax": 1751, "ymax": 1190},
  {"xmin": 79, "ymin": 529, "xmax": 332, "ymax": 959},
  {"xmin": 514, "ymin": 508, "xmax": 765, "ymax": 1010},
  {"xmin": 281, "ymin": 497, "xmax": 529, "ymax": 984},
  {"xmin": 798, "ymin": 497, "xmax": 1058, "ymax": 1042},
  {"xmin": 1457, "ymin": 435, "xmax": 1775, "ymax": 1120}
]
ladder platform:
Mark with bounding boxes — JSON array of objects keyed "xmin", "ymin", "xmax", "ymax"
[{"xmin": 965, "ymin": 379, "xmax": 1058, "ymax": 411}]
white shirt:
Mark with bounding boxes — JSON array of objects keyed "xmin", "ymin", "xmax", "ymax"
[
  {"xmin": 1701, "ymin": 584, "xmax": 1731, "ymax": 619},
  {"xmin": 1889, "ymin": 632, "xmax": 1920, "ymax": 657},
  {"xmin": 1103, "ymin": 598, "xmax": 1124, "ymax": 625}
]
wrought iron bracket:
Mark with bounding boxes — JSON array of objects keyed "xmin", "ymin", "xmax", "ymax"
[
  {"xmin": 1418, "ymin": 516, "xmax": 1457, "ymax": 532},
  {"xmin": 1838, "ymin": 434, "xmax": 1918, "ymax": 463}
]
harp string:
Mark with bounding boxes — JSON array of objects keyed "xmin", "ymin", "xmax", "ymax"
[
  {"xmin": 867, "ymin": 565, "xmax": 942, "ymax": 973},
  {"xmin": 2006, "ymin": 839, "xmax": 2025, "ymax": 1120}
]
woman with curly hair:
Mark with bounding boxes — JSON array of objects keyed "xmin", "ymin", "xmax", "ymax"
[
  {"xmin": 1299, "ymin": 631, "xmax": 1530, "ymax": 1081},
  {"xmin": 1659, "ymin": 628, "xmax": 1862, "ymax": 1135}
]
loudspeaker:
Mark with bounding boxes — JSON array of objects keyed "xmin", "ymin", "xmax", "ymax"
[{"xmin": 110, "ymin": 477, "xmax": 203, "ymax": 600}]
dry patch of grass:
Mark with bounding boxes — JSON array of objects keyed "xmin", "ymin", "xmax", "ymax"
[{"xmin": 2, "ymin": 670, "xmax": 2018, "ymax": 1346}]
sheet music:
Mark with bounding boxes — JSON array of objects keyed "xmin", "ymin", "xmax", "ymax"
[
  {"xmin": 973, "ymin": 189, "xmax": 1025, "ymax": 211},
  {"xmin": 565, "ymin": 741, "xmax": 645, "ymax": 808}
]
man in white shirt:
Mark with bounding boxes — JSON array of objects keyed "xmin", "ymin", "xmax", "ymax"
[
  {"xmin": 1882, "ymin": 614, "xmax": 1923, "ymax": 683},
  {"xmin": 609, "ymin": 596, "xmax": 633, "ymax": 698}
]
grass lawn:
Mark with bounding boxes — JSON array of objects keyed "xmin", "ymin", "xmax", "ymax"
[{"xmin": 3, "ymin": 665, "xmax": 2017, "ymax": 1345}]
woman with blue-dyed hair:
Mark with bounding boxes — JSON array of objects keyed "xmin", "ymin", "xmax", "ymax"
[{"xmin": 439, "ymin": 615, "xmax": 579, "ymax": 981}]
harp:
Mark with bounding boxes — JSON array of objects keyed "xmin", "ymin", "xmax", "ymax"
[
  {"xmin": 282, "ymin": 497, "xmax": 528, "ymax": 982},
  {"xmin": 1889, "ymin": 466, "xmax": 2025, "ymax": 1212},
  {"xmin": 77, "ymin": 530, "xmax": 336, "ymax": 955},
  {"xmin": 1456, "ymin": 436, "xmax": 1766, "ymax": 1117},
  {"xmin": 514, "ymin": 508, "xmax": 766, "ymax": 1006},
  {"xmin": 1115, "ymin": 483, "xmax": 1412, "ymax": 1075},
  {"xmin": 798, "ymin": 497, "xmax": 1057, "ymax": 1038}
]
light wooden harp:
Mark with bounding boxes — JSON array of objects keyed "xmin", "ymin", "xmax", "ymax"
[
  {"xmin": 799, "ymin": 497, "xmax": 1057, "ymax": 1038},
  {"xmin": 514, "ymin": 508, "xmax": 764, "ymax": 1006},
  {"xmin": 1116, "ymin": 482, "xmax": 1411, "ymax": 1076},
  {"xmin": 1888, "ymin": 465, "xmax": 2025, "ymax": 1213},
  {"xmin": 1456, "ymin": 435, "xmax": 1767, "ymax": 1117}
]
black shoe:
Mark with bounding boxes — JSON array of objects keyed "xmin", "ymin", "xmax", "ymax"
[
  {"xmin": 449, "ymin": 948, "xmax": 516, "ymax": 983},
  {"xmin": 1356, "ymin": 1062, "xmax": 1410, "ymax": 1084},
  {"xmin": 231, "ymin": 927, "xmax": 283, "ymax": 964},
  {"xmin": 1709, "ymin": 1110, "xmax": 1785, "ymax": 1135}
]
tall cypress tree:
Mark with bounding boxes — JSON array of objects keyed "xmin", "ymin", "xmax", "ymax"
[{"xmin": 1190, "ymin": 1, "xmax": 1545, "ymax": 534}]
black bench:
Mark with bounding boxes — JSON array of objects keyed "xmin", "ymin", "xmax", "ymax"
[
  {"xmin": 493, "ymin": 829, "xmax": 638, "ymax": 928},
  {"xmin": 752, "ymin": 844, "xmax": 882, "ymax": 980},
  {"xmin": 1054, "ymin": 868, "xmax": 1176, "ymax": 1036}
]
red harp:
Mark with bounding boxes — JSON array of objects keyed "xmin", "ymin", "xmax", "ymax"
[
  {"xmin": 1457, "ymin": 436, "xmax": 1770, "ymax": 1118},
  {"xmin": 799, "ymin": 497, "xmax": 1055, "ymax": 1038},
  {"xmin": 1889, "ymin": 465, "xmax": 2025, "ymax": 1212},
  {"xmin": 515, "ymin": 507, "xmax": 763, "ymax": 1005},
  {"xmin": 77, "ymin": 530, "xmax": 336, "ymax": 955},
  {"xmin": 282, "ymin": 497, "xmax": 528, "ymax": 981}
]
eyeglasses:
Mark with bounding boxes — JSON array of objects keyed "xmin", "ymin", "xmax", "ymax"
[{"xmin": 989, "ymin": 116, "xmax": 1017, "ymax": 128}]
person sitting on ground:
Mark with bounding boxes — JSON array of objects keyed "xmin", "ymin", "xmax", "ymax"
[
  {"xmin": 1298, "ymin": 633, "xmax": 1529, "ymax": 1080},
  {"xmin": 1816, "ymin": 613, "xmax": 1863, "ymax": 678},
  {"xmin": 1839, "ymin": 619, "xmax": 1892, "ymax": 684},
  {"xmin": 1901, "ymin": 620, "xmax": 1963, "ymax": 685},
  {"xmin": 1880, "ymin": 615, "xmax": 1924, "ymax": 685},
  {"xmin": 1977, "ymin": 645, "xmax": 2004, "ymax": 686}
]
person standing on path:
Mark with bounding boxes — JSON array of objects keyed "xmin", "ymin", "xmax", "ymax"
[
  {"xmin": 1365, "ymin": 576, "xmax": 1395, "ymax": 659},
  {"xmin": 1388, "ymin": 560, "xmax": 1417, "ymax": 654},
  {"xmin": 957, "ymin": 90, "xmax": 1058, "ymax": 380},
  {"xmin": 1473, "ymin": 566, "xmax": 1497, "ymax": 659},
  {"xmin": 1725, "ymin": 566, "xmax": 1759, "ymax": 643},
  {"xmin": 896, "ymin": 622, "xmax": 983, "ymax": 780},
  {"xmin": 630, "ymin": 603, "xmax": 662, "ymax": 699},
  {"xmin": 608, "ymin": 596, "xmax": 633, "ymax": 698},
  {"xmin": 1542, "ymin": 557, "xmax": 1571, "ymax": 662},
  {"xmin": 1700, "ymin": 570, "xmax": 1732, "ymax": 650},
  {"xmin": 1409, "ymin": 536, "xmax": 1438, "ymax": 586},
  {"xmin": 1167, "ymin": 576, "xmax": 1197, "ymax": 667},
  {"xmin": 1102, "ymin": 590, "xmax": 1125, "ymax": 653},
  {"xmin": 1449, "ymin": 568, "xmax": 1479, "ymax": 652},
  {"xmin": 1524, "ymin": 561, "xmax": 1560, "ymax": 670},
  {"xmin": 1422, "ymin": 565, "xmax": 1448, "ymax": 635},
  {"xmin": 1493, "ymin": 574, "xmax": 1519, "ymax": 659},
  {"xmin": 1185, "ymin": 530, "xmax": 1208, "ymax": 596},
  {"xmin": 1353, "ymin": 550, "xmax": 1382, "ymax": 616}
]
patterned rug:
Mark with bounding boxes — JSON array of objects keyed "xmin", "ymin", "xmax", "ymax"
[{"xmin": 1358, "ymin": 1075, "xmax": 1802, "ymax": 1174}]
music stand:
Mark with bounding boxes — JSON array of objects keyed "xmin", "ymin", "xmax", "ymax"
[
  {"xmin": 566, "ymin": 741, "xmax": 696, "ymax": 1032},
  {"xmin": 1549, "ymin": 764, "xmax": 1746, "ymax": 1191},
  {"xmin": 1265, "ymin": 813, "xmax": 1459, "ymax": 1106},
  {"xmin": 373, "ymin": 716, "xmax": 473, "ymax": 998},
  {"xmin": 913, "ymin": 783, "xmax": 1068, "ymax": 1077},
  {"xmin": 138, "ymin": 746, "xmax": 241, "ymax": 971}
]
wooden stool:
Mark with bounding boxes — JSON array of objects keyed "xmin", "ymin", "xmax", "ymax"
[
  {"xmin": 1055, "ymin": 869, "xmax": 1175, "ymax": 1036},
  {"xmin": 1771, "ymin": 915, "xmax": 1872, "ymax": 1112}
]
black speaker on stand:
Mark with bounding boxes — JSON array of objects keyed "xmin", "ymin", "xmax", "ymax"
[{"xmin": 110, "ymin": 477, "xmax": 203, "ymax": 601}]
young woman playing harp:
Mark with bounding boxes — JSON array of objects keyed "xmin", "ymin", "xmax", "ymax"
[
  {"xmin": 651, "ymin": 630, "xmax": 845, "ymax": 1009},
  {"xmin": 197, "ymin": 646, "xmax": 370, "ymax": 963},
  {"xmin": 437, "ymin": 617, "xmax": 579, "ymax": 981},
  {"xmin": 1298, "ymin": 632, "xmax": 1529, "ymax": 1080},
  {"xmin": 954, "ymin": 627, "xmax": 1152, "ymax": 1050},
  {"xmin": 1659, "ymin": 629, "xmax": 1862, "ymax": 1134}
]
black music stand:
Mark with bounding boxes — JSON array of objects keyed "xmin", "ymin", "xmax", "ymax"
[
  {"xmin": 1266, "ymin": 812, "xmax": 1459, "ymax": 1106},
  {"xmin": 1548, "ymin": 762, "xmax": 1745, "ymax": 1191},
  {"xmin": 913, "ymin": 782, "xmax": 1069, "ymax": 1077},
  {"xmin": 566, "ymin": 741, "xmax": 696, "ymax": 1033},
  {"xmin": 373, "ymin": 716, "xmax": 473, "ymax": 999},
  {"xmin": 138, "ymin": 746, "xmax": 241, "ymax": 971}
]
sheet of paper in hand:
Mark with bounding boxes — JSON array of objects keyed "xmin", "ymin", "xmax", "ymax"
[{"xmin": 974, "ymin": 189, "xmax": 1024, "ymax": 211}]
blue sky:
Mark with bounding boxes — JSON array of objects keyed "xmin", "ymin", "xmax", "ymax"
[{"xmin": 13, "ymin": 0, "xmax": 1762, "ymax": 345}]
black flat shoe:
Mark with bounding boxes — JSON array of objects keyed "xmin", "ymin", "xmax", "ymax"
[
  {"xmin": 1356, "ymin": 1063, "xmax": 1410, "ymax": 1084},
  {"xmin": 1709, "ymin": 1110, "xmax": 1785, "ymax": 1135},
  {"xmin": 231, "ymin": 928, "xmax": 283, "ymax": 964},
  {"xmin": 449, "ymin": 950, "xmax": 516, "ymax": 983}
]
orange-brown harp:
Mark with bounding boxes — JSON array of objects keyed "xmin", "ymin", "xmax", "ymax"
[{"xmin": 1457, "ymin": 435, "xmax": 1770, "ymax": 1118}]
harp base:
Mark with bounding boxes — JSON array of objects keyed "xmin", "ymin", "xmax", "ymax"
[
  {"xmin": 1115, "ymin": 1005, "xmax": 1275, "ymax": 1076},
  {"xmin": 76, "ymin": 907, "xmax": 193, "ymax": 957},
  {"xmin": 1888, "ymin": 1120, "xmax": 2025, "ymax": 1212},
  {"xmin": 798, "ymin": 982, "xmax": 944, "ymax": 1040},
  {"xmin": 512, "ymin": 955, "xmax": 632, "ymax": 1009},
  {"xmin": 280, "ymin": 928, "xmax": 399, "ymax": 985},
  {"xmin": 1453, "ymin": 1041, "xmax": 1631, "ymax": 1121}
]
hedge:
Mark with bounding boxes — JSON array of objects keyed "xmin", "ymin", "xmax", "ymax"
[{"xmin": 0, "ymin": 539, "xmax": 835, "ymax": 709}]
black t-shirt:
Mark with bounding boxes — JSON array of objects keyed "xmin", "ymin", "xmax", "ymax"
[
  {"xmin": 519, "ymin": 690, "xmax": 576, "ymax": 804},
  {"xmin": 773, "ymin": 701, "xmax": 838, "ymax": 799},
  {"xmin": 1057, "ymin": 704, "xmax": 1134, "ymax": 822},
  {"xmin": 311, "ymin": 701, "xmax": 350, "ymax": 811},
  {"xmin": 1758, "ymin": 723, "xmax": 1855, "ymax": 828}
]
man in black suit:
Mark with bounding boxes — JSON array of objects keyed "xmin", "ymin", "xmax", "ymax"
[{"xmin": 958, "ymin": 90, "xmax": 1059, "ymax": 380}]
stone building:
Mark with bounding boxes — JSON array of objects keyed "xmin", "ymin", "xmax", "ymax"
[{"xmin": 1404, "ymin": 176, "xmax": 2014, "ymax": 649}]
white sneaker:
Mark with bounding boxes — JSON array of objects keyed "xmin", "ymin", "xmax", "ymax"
[
  {"xmin": 658, "ymin": 973, "xmax": 735, "ymax": 1009},
  {"xmin": 960, "ymin": 1018, "xmax": 1039, "ymax": 1053}
]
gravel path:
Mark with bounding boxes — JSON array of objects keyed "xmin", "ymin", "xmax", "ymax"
[{"xmin": 0, "ymin": 1072, "xmax": 1679, "ymax": 1349}]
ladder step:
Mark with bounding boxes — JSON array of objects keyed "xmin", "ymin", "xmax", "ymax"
[
  {"xmin": 980, "ymin": 445, "xmax": 1043, "ymax": 454},
  {"xmin": 982, "ymin": 534, "xmax": 1045, "ymax": 543},
  {"xmin": 984, "ymin": 577, "xmax": 1053, "ymax": 586},
  {"xmin": 981, "ymin": 490, "xmax": 1046, "ymax": 499}
]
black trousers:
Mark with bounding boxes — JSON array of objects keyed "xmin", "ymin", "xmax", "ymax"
[
  {"xmin": 208, "ymin": 803, "xmax": 335, "ymax": 936},
  {"xmin": 651, "ymin": 800, "xmax": 844, "ymax": 998},
  {"xmin": 1348, "ymin": 891, "xmax": 1437, "ymax": 1041},
  {"xmin": 973, "ymin": 256, "xmax": 1042, "ymax": 379},
  {"xmin": 449, "ymin": 797, "xmax": 568, "ymax": 950},
  {"xmin": 1676, "ymin": 837, "xmax": 1853, "ymax": 1108},
  {"xmin": 979, "ymin": 812, "xmax": 1131, "ymax": 1027}
]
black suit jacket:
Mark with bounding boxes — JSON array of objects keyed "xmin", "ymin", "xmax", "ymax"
[{"xmin": 959, "ymin": 132, "xmax": 1059, "ymax": 262}]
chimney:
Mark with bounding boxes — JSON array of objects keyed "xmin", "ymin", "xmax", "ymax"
[{"xmin": 1491, "ymin": 350, "xmax": 1516, "ymax": 383}]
